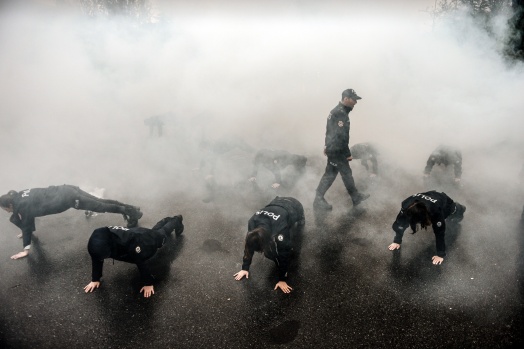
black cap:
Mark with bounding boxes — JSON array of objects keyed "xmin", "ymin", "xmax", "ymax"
[{"xmin": 342, "ymin": 88, "xmax": 362, "ymax": 100}]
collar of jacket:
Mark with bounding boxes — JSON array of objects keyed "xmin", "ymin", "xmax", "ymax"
[{"xmin": 338, "ymin": 102, "xmax": 353, "ymax": 114}]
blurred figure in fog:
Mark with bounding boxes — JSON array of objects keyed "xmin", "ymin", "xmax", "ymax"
[
  {"xmin": 144, "ymin": 114, "xmax": 165, "ymax": 137},
  {"xmin": 0, "ymin": 185, "xmax": 142, "ymax": 260},
  {"xmin": 349, "ymin": 143, "xmax": 379, "ymax": 178},
  {"xmin": 313, "ymin": 89, "xmax": 370, "ymax": 211},
  {"xmin": 424, "ymin": 145, "xmax": 462, "ymax": 183},
  {"xmin": 234, "ymin": 196, "xmax": 304, "ymax": 293},
  {"xmin": 388, "ymin": 190, "xmax": 466, "ymax": 265},
  {"xmin": 197, "ymin": 136, "xmax": 254, "ymax": 203},
  {"xmin": 85, "ymin": 215, "xmax": 184, "ymax": 298},
  {"xmin": 248, "ymin": 149, "xmax": 307, "ymax": 190}
]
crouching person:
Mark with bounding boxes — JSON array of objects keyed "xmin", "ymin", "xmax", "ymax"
[
  {"xmin": 388, "ymin": 191, "xmax": 466, "ymax": 265},
  {"xmin": 234, "ymin": 197, "xmax": 305, "ymax": 293},
  {"xmin": 84, "ymin": 215, "xmax": 184, "ymax": 298}
]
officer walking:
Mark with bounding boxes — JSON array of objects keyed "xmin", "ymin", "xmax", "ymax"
[{"xmin": 313, "ymin": 89, "xmax": 369, "ymax": 210}]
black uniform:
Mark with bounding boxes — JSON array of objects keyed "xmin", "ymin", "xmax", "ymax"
[
  {"xmin": 392, "ymin": 191, "xmax": 466, "ymax": 257},
  {"xmin": 87, "ymin": 216, "xmax": 184, "ymax": 286},
  {"xmin": 250, "ymin": 149, "xmax": 307, "ymax": 186},
  {"xmin": 424, "ymin": 145, "xmax": 463, "ymax": 179},
  {"xmin": 350, "ymin": 143, "xmax": 379, "ymax": 175},
  {"xmin": 6, "ymin": 185, "xmax": 142, "ymax": 249},
  {"xmin": 315, "ymin": 102, "xmax": 363, "ymax": 204},
  {"xmin": 241, "ymin": 197, "xmax": 304, "ymax": 281}
]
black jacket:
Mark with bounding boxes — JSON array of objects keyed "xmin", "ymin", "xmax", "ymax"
[
  {"xmin": 324, "ymin": 102, "xmax": 353, "ymax": 158},
  {"xmin": 424, "ymin": 145, "xmax": 462, "ymax": 178},
  {"xmin": 10, "ymin": 186, "xmax": 78, "ymax": 248},
  {"xmin": 242, "ymin": 197, "xmax": 304, "ymax": 281},
  {"xmin": 90, "ymin": 226, "xmax": 167, "ymax": 286},
  {"xmin": 350, "ymin": 143, "xmax": 379, "ymax": 174},
  {"xmin": 392, "ymin": 191, "xmax": 456, "ymax": 257},
  {"xmin": 250, "ymin": 149, "xmax": 306, "ymax": 183}
]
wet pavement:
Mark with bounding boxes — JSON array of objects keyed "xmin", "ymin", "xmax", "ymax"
[{"xmin": 1, "ymin": 161, "xmax": 524, "ymax": 349}]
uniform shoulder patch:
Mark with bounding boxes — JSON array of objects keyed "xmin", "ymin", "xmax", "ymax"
[
  {"xmin": 436, "ymin": 222, "xmax": 442, "ymax": 227},
  {"xmin": 277, "ymin": 234, "xmax": 284, "ymax": 242},
  {"xmin": 338, "ymin": 120, "xmax": 344, "ymax": 127},
  {"xmin": 135, "ymin": 246, "xmax": 141, "ymax": 253}
]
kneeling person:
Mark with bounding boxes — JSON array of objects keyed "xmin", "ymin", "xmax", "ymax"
[
  {"xmin": 234, "ymin": 197, "xmax": 304, "ymax": 293},
  {"xmin": 84, "ymin": 215, "xmax": 184, "ymax": 298},
  {"xmin": 388, "ymin": 191, "xmax": 466, "ymax": 265}
]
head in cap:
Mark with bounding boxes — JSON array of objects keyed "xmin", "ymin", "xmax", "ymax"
[
  {"xmin": 341, "ymin": 88, "xmax": 361, "ymax": 108},
  {"xmin": 342, "ymin": 88, "xmax": 362, "ymax": 100}
]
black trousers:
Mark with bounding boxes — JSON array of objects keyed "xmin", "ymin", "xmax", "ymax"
[
  {"xmin": 59, "ymin": 185, "xmax": 130, "ymax": 215},
  {"xmin": 316, "ymin": 155, "xmax": 358, "ymax": 198}
]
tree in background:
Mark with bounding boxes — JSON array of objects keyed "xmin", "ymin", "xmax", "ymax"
[
  {"xmin": 79, "ymin": 0, "xmax": 153, "ymax": 23},
  {"xmin": 431, "ymin": 0, "xmax": 524, "ymax": 60}
]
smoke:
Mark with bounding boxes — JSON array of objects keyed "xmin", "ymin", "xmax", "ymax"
[{"xmin": 0, "ymin": 1, "xmax": 522, "ymax": 210}]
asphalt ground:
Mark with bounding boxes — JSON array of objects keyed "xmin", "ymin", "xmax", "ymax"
[{"xmin": 1, "ymin": 157, "xmax": 523, "ymax": 349}]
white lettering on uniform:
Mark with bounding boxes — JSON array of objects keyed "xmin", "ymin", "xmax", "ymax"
[
  {"xmin": 412, "ymin": 193, "xmax": 437, "ymax": 203},
  {"xmin": 21, "ymin": 189, "xmax": 31, "ymax": 197},
  {"xmin": 108, "ymin": 226, "xmax": 130, "ymax": 231},
  {"xmin": 255, "ymin": 210, "xmax": 281, "ymax": 221}
]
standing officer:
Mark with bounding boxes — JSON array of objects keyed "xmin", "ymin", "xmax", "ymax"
[{"xmin": 313, "ymin": 89, "xmax": 369, "ymax": 210}]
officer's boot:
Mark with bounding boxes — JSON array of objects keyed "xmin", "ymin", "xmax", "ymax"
[{"xmin": 313, "ymin": 194, "xmax": 332, "ymax": 211}]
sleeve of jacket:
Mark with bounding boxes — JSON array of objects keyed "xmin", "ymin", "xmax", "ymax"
[
  {"xmin": 424, "ymin": 156, "xmax": 436, "ymax": 174},
  {"xmin": 370, "ymin": 154, "xmax": 378, "ymax": 174},
  {"xmin": 17, "ymin": 215, "xmax": 36, "ymax": 249},
  {"xmin": 454, "ymin": 156, "xmax": 462, "ymax": 178},
  {"xmin": 392, "ymin": 209, "xmax": 410, "ymax": 244},
  {"xmin": 136, "ymin": 262, "xmax": 155, "ymax": 286},
  {"xmin": 275, "ymin": 240, "xmax": 292, "ymax": 281},
  {"xmin": 91, "ymin": 258, "xmax": 104, "ymax": 282},
  {"xmin": 325, "ymin": 113, "xmax": 351, "ymax": 158},
  {"xmin": 241, "ymin": 242, "xmax": 255, "ymax": 271},
  {"xmin": 432, "ymin": 216, "xmax": 447, "ymax": 257},
  {"xmin": 273, "ymin": 229, "xmax": 293, "ymax": 281}
]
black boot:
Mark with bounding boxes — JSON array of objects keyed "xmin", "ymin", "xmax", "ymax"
[
  {"xmin": 174, "ymin": 215, "xmax": 184, "ymax": 236},
  {"xmin": 352, "ymin": 193, "xmax": 370, "ymax": 206},
  {"xmin": 314, "ymin": 195, "xmax": 332, "ymax": 211}
]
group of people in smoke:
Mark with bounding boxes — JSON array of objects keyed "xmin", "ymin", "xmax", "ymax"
[{"xmin": 8, "ymin": 87, "xmax": 521, "ymax": 296}]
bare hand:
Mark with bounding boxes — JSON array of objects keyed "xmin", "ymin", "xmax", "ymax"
[
  {"xmin": 271, "ymin": 183, "xmax": 280, "ymax": 189},
  {"xmin": 234, "ymin": 270, "xmax": 249, "ymax": 280},
  {"xmin": 347, "ymin": 156, "xmax": 353, "ymax": 161},
  {"xmin": 84, "ymin": 281, "xmax": 100, "ymax": 293},
  {"xmin": 274, "ymin": 281, "xmax": 293, "ymax": 293},
  {"xmin": 248, "ymin": 177, "xmax": 256, "ymax": 182},
  {"xmin": 17, "ymin": 233, "xmax": 22, "ymax": 238},
  {"xmin": 432, "ymin": 256, "xmax": 444, "ymax": 265},
  {"xmin": 140, "ymin": 285, "xmax": 155, "ymax": 298},
  {"xmin": 388, "ymin": 243, "xmax": 401, "ymax": 251},
  {"xmin": 11, "ymin": 250, "xmax": 29, "ymax": 260}
]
